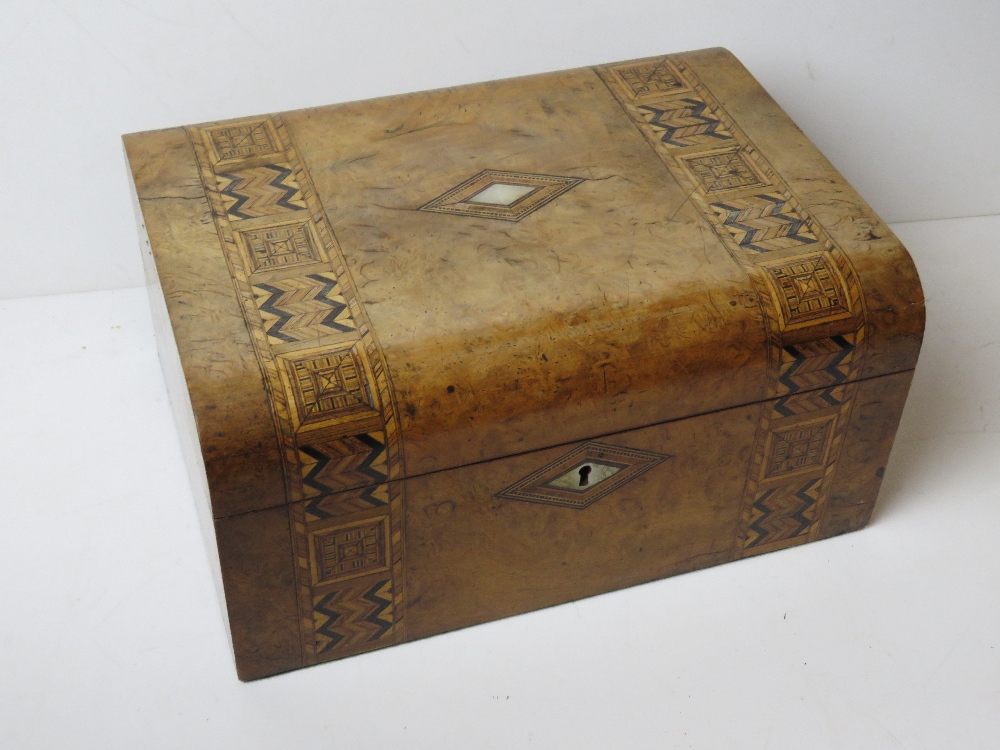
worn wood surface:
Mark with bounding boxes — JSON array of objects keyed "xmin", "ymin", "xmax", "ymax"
[{"xmin": 125, "ymin": 48, "xmax": 924, "ymax": 679}]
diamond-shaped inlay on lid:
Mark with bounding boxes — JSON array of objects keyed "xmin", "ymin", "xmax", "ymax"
[
  {"xmin": 495, "ymin": 442, "xmax": 670, "ymax": 509},
  {"xmin": 418, "ymin": 169, "xmax": 584, "ymax": 222}
]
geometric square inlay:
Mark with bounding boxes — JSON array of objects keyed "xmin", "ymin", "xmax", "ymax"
[
  {"xmin": 761, "ymin": 252, "xmax": 853, "ymax": 330},
  {"xmin": 203, "ymin": 118, "xmax": 282, "ymax": 169},
  {"xmin": 679, "ymin": 147, "xmax": 769, "ymax": 194},
  {"xmin": 235, "ymin": 218, "xmax": 326, "ymax": 273},
  {"xmin": 310, "ymin": 516, "xmax": 390, "ymax": 585},
  {"xmin": 279, "ymin": 343, "xmax": 379, "ymax": 431},
  {"xmin": 761, "ymin": 417, "xmax": 836, "ymax": 479},
  {"xmin": 611, "ymin": 60, "xmax": 686, "ymax": 100},
  {"xmin": 495, "ymin": 442, "xmax": 669, "ymax": 509},
  {"xmin": 418, "ymin": 169, "xmax": 584, "ymax": 222}
]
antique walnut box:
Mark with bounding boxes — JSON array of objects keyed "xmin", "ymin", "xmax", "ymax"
[{"xmin": 124, "ymin": 48, "xmax": 924, "ymax": 680}]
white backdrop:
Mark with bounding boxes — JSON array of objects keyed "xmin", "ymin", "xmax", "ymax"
[
  {"xmin": 0, "ymin": 0, "xmax": 998, "ymax": 299},
  {"xmin": 0, "ymin": 215, "xmax": 997, "ymax": 750},
  {"xmin": 1, "ymin": 3, "xmax": 999, "ymax": 748}
]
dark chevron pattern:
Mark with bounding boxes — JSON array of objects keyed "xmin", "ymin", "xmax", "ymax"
[
  {"xmin": 253, "ymin": 272, "xmax": 355, "ymax": 344},
  {"xmin": 314, "ymin": 578, "xmax": 394, "ymax": 653},
  {"xmin": 710, "ymin": 193, "xmax": 817, "ymax": 253},
  {"xmin": 305, "ymin": 483, "xmax": 390, "ymax": 520},
  {"xmin": 299, "ymin": 433, "xmax": 388, "ymax": 499},
  {"xmin": 777, "ymin": 335, "xmax": 855, "ymax": 397},
  {"xmin": 774, "ymin": 386, "xmax": 844, "ymax": 418},
  {"xmin": 313, "ymin": 592, "xmax": 346, "ymax": 650},
  {"xmin": 637, "ymin": 98, "xmax": 733, "ymax": 147},
  {"xmin": 216, "ymin": 163, "xmax": 306, "ymax": 219},
  {"xmin": 745, "ymin": 479, "xmax": 820, "ymax": 548},
  {"xmin": 362, "ymin": 579, "xmax": 395, "ymax": 641}
]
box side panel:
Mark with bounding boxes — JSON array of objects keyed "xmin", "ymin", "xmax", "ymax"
[
  {"xmin": 215, "ymin": 505, "xmax": 301, "ymax": 680},
  {"xmin": 681, "ymin": 47, "xmax": 925, "ymax": 377},
  {"xmin": 126, "ymin": 153, "xmax": 232, "ymax": 650},
  {"xmin": 819, "ymin": 369, "xmax": 915, "ymax": 537},
  {"xmin": 123, "ymin": 129, "xmax": 287, "ymax": 518}
]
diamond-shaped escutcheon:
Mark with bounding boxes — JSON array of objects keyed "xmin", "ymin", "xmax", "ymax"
[{"xmin": 495, "ymin": 442, "xmax": 669, "ymax": 509}]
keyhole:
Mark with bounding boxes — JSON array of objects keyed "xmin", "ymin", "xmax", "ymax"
[{"xmin": 578, "ymin": 464, "xmax": 592, "ymax": 487}]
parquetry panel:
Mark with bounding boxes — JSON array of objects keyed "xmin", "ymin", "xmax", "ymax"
[
  {"xmin": 313, "ymin": 578, "xmax": 394, "ymax": 654},
  {"xmin": 279, "ymin": 344, "xmax": 380, "ymax": 432},
  {"xmin": 216, "ymin": 163, "xmax": 307, "ymax": 219},
  {"xmin": 611, "ymin": 60, "xmax": 688, "ymax": 100},
  {"xmin": 678, "ymin": 147, "xmax": 771, "ymax": 194},
  {"xmin": 298, "ymin": 432, "xmax": 388, "ymax": 498},
  {"xmin": 235, "ymin": 218, "xmax": 326, "ymax": 273},
  {"xmin": 636, "ymin": 98, "xmax": 734, "ymax": 147},
  {"xmin": 709, "ymin": 193, "xmax": 818, "ymax": 253},
  {"xmin": 760, "ymin": 252, "xmax": 853, "ymax": 330},
  {"xmin": 309, "ymin": 516, "xmax": 391, "ymax": 585},
  {"xmin": 253, "ymin": 272, "xmax": 355, "ymax": 345},
  {"xmin": 202, "ymin": 118, "xmax": 282, "ymax": 168},
  {"xmin": 761, "ymin": 417, "xmax": 836, "ymax": 480}
]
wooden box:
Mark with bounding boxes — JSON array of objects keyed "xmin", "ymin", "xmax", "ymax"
[{"xmin": 124, "ymin": 48, "xmax": 924, "ymax": 680}]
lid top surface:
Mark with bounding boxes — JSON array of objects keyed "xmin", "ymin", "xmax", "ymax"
[{"xmin": 126, "ymin": 49, "xmax": 923, "ymax": 517}]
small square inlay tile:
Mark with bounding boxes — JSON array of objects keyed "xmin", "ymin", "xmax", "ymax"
[{"xmin": 419, "ymin": 170, "xmax": 584, "ymax": 222}]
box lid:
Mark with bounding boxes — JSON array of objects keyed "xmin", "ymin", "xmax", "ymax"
[{"xmin": 125, "ymin": 48, "xmax": 924, "ymax": 519}]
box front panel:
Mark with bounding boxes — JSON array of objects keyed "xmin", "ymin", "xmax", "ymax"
[{"xmin": 224, "ymin": 369, "xmax": 911, "ymax": 677}]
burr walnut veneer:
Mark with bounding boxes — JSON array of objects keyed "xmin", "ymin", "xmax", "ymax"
[{"xmin": 124, "ymin": 48, "xmax": 924, "ymax": 680}]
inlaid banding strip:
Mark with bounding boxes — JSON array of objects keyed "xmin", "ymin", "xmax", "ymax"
[
  {"xmin": 188, "ymin": 116, "xmax": 406, "ymax": 664},
  {"xmin": 596, "ymin": 57, "xmax": 869, "ymax": 555}
]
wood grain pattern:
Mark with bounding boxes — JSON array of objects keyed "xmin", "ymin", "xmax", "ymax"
[{"xmin": 124, "ymin": 48, "xmax": 924, "ymax": 679}]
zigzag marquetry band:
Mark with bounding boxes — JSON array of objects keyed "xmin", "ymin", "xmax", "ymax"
[
  {"xmin": 595, "ymin": 56, "xmax": 869, "ymax": 556},
  {"xmin": 188, "ymin": 117, "xmax": 406, "ymax": 664}
]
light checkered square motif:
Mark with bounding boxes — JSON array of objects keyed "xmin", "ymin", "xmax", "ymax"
[
  {"xmin": 309, "ymin": 516, "xmax": 390, "ymax": 585},
  {"xmin": 235, "ymin": 218, "xmax": 325, "ymax": 273},
  {"xmin": 279, "ymin": 343, "xmax": 379, "ymax": 431},
  {"xmin": 203, "ymin": 119, "xmax": 282, "ymax": 167},
  {"xmin": 762, "ymin": 417, "xmax": 835, "ymax": 479},
  {"xmin": 681, "ymin": 148, "xmax": 769, "ymax": 194},
  {"xmin": 761, "ymin": 252, "xmax": 853, "ymax": 329},
  {"xmin": 612, "ymin": 60, "xmax": 686, "ymax": 99}
]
